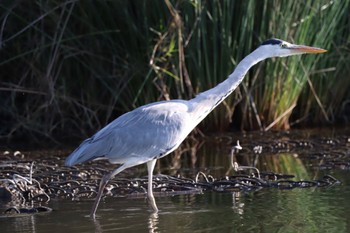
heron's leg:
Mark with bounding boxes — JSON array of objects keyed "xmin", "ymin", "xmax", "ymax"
[
  {"xmin": 146, "ymin": 159, "xmax": 158, "ymax": 213},
  {"xmin": 90, "ymin": 165, "xmax": 127, "ymax": 218}
]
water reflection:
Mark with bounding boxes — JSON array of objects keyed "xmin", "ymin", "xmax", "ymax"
[
  {"xmin": 147, "ymin": 212, "xmax": 159, "ymax": 233},
  {"xmin": 1, "ymin": 184, "xmax": 349, "ymax": 233},
  {"xmin": 92, "ymin": 218, "xmax": 102, "ymax": 233},
  {"xmin": 2, "ymin": 185, "xmax": 350, "ymax": 233},
  {"xmin": 231, "ymin": 192, "xmax": 245, "ymax": 215},
  {"xmin": 0, "ymin": 214, "xmax": 37, "ymax": 232},
  {"xmin": 92, "ymin": 213, "xmax": 161, "ymax": 233}
]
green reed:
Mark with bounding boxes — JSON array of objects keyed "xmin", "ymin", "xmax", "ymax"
[{"xmin": 254, "ymin": 0, "xmax": 349, "ymax": 129}]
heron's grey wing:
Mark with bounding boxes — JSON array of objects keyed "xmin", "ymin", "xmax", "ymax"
[
  {"xmin": 65, "ymin": 100, "xmax": 192, "ymax": 166},
  {"xmin": 64, "ymin": 113, "xmax": 133, "ymax": 166}
]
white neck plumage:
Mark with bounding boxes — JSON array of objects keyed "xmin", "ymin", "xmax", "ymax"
[{"xmin": 189, "ymin": 48, "xmax": 269, "ymax": 124}]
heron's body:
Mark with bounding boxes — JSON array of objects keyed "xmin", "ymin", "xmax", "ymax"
[
  {"xmin": 65, "ymin": 39, "xmax": 326, "ymax": 218},
  {"xmin": 66, "ymin": 100, "xmax": 192, "ymax": 166}
]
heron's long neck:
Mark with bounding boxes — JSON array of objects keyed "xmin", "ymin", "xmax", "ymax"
[{"xmin": 189, "ymin": 49, "xmax": 267, "ymax": 123}]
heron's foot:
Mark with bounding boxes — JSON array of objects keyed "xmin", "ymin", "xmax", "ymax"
[
  {"xmin": 89, "ymin": 173, "xmax": 111, "ymax": 219},
  {"xmin": 90, "ymin": 196, "xmax": 101, "ymax": 219},
  {"xmin": 90, "ymin": 212, "xmax": 96, "ymax": 219},
  {"xmin": 148, "ymin": 195, "xmax": 159, "ymax": 213}
]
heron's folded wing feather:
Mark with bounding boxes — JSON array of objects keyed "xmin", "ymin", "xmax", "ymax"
[{"xmin": 65, "ymin": 100, "xmax": 191, "ymax": 166}]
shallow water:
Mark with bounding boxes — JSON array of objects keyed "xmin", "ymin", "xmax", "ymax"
[
  {"xmin": 1, "ymin": 128, "xmax": 350, "ymax": 232},
  {"xmin": 1, "ymin": 183, "xmax": 350, "ymax": 233}
]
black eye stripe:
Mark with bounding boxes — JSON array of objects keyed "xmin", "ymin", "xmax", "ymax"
[{"xmin": 260, "ymin": 39, "xmax": 282, "ymax": 46}]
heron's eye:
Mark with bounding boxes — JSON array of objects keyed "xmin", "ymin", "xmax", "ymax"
[{"xmin": 280, "ymin": 43, "xmax": 288, "ymax": 48}]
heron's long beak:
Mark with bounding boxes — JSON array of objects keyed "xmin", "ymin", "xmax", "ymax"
[{"xmin": 290, "ymin": 45, "xmax": 327, "ymax": 54}]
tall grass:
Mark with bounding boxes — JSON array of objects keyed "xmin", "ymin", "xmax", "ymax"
[
  {"xmin": 255, "ymin": 0, "xmax": 350, "ymax": 130},
  {"xmin": 0, "ymin": 0, "xmax": 349, "ymax": 142}
]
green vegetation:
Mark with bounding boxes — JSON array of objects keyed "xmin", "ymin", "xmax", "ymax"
[{"xmin": 0, "ymin": 0, "xmax": 349, "ymax": 142}]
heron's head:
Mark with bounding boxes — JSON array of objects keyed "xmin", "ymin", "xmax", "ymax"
[{"xmin": 258, "ymin": 38, "xmax": 327, "ymax": 58}]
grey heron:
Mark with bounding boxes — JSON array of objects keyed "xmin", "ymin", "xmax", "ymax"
[{"xmin": 65, "ymin": 38, "xmax": 326, "ymax": 218}]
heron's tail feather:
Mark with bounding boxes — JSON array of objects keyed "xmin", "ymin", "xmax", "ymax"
[{"xmin": 65, "ymin": 138, "xmax": 104, "ymax": 166}]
